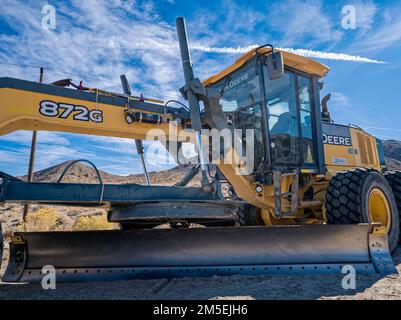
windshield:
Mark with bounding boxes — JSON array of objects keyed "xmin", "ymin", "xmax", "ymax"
[{"xmin": 214, "ymin": 62, "xmax": 266, "ymax": 172}]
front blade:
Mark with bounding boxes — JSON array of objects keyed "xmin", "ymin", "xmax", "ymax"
[{"xmin": 2, "ymin": 224, "xmax": 397, "ymax": 282}]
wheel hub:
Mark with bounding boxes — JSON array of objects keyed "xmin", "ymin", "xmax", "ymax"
[{"xmin": 368, "ymin": 188, "xmax": 391, "ymax": 233}]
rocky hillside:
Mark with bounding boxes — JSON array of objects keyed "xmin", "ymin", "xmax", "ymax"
[
  {"xmin": 383, "ymin": 140, "xmax": 401, "ymax": 161},
  {"xmin": 18, "ymin": 160, "xmax": 200, "ymax": 186},
  {"xmin": 385, "ymin": 157, "xmax": 401, "ymax": 171},
  {"xmin": 383, "ymin": 140, "xmax": 401, "ymax": 170}
]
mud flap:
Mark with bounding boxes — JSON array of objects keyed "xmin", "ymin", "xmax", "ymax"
[{"xmin": 2, "ymin": 224, "xmax": 397, "ymax": 283}]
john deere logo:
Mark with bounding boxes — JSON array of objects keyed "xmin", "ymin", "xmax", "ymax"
[{"xmin": 323, "ymin": 133, "xmax": 352, "ymax": 146}]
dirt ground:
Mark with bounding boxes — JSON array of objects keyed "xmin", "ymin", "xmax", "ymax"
[{"xmin": 1, "ymin": 247, "xmax": 401, "ymax": 300}]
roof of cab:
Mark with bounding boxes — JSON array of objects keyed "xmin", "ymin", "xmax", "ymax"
[{"xmin": 203, "ymin": 47, "xmax": 330, "ymax": 86}]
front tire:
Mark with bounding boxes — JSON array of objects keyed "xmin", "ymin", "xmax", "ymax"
[
  {"xmin": 236, "ymin": 204, "xmax": 264, "ymax": 226},
  {"xmin": 326, "ymin": 168, "xmax": 399, "ymax": 253}
]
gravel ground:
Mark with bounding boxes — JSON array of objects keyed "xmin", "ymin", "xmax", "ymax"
[{"xmin": 1, "ymin": 247, "xmax": 401, "ymax": 300}]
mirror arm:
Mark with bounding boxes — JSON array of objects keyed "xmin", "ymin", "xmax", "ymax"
[{"xmin": 255, "ymin": 44, "xmax": 279, "ymax": 69}]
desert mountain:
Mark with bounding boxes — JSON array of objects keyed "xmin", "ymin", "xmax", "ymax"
[
  {"xmin": 383, "ymin": 140, "xmax": 401, "ymax": 170},
  {"xmin": 19, "ymin": 160, "xmax": 200, "ymax": 186},
  {"xmin": 383, "ymin": 140, "xmax": 401, "ymax": 161}
]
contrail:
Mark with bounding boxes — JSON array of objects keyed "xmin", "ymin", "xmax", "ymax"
[
  {"xmin": 280, "ymin": 48, "xmax": 386, "ymax": 64},
  {"xmin": 191, "ymin": 45, "xmax": 386, "ymax": 64},
  {"xmin": 191, "ymin": 45, "xmax": 258, "ymax": 54}
]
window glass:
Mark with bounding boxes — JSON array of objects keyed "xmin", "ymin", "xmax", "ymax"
[
  {"xmin": 298, "ymin": 76, "xmax": 315, "ymax": 164},
  {"xmin": 215, "ymin": 63, "xmax": 265, "ymax": 171},
  {"xmin": 264, "ymin": 71, "xmax": 300, "ymax": 164}
]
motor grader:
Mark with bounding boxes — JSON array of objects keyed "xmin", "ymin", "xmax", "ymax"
[{"xmin": 0, "ymin": 17, "xmax": 400, "ymax": 282}]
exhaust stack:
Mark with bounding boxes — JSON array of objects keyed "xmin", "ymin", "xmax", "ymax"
[{"xmin": 321, "ymin": 93, "xmax": 332, "ymax": 122}]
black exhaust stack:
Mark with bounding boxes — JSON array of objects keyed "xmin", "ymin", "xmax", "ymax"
[{"xmin": 321, "ymin": 93, "xmax": 332, "ymax": 122}]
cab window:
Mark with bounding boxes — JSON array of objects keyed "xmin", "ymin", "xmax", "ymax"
[
  {"xmin": 264, "ymin": 72, "xmax": 300, "ymax": 164},
  {"xmin": 298, "ymin": 76, "xmax": 315, "ymax": 165}
]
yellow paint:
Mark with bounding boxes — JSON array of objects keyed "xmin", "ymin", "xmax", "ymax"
[
  {"xmin": 203, "ymin": 47, "xmax": 330, "ymax": 86},
  {"xmin": 0, "ymin": 88, "xmax": 174, "ymax": 140},
  {"xmin": 372, "ymin": 226, "xmax": 387, "ymax": 236},
  {"xmin": 324, "ymin": 126, "xmax": 381, "ymax": 173},
  {"xmin": 351, "ymin": 128, "xmax": 380, "ymax": 170},
  {"xmin": 369, "ymin": 188, "xmax": 391, "ymax": 233}
]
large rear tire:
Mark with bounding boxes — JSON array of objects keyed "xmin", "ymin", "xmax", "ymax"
[
  {"xmin": 383, "ymin": 171, "xmax": 401, "ymax": 244},
  {"xmin": 326, "ymin": 168, "xmax": 399, "ymax": 253}
]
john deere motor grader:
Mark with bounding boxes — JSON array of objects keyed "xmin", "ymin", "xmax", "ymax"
[{"xmin": 0, "ymin": 17, "xmax": 400, "ymax": 282}]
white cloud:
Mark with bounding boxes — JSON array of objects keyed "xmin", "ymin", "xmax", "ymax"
[
  {"xmin": 0, "ymin": 131, "xmax": 70, "ymax": 146},
  {"xmin": 330, "ymin": 92, "xmax": 348, "ymax": 106},
  {"xmin": 0, "ymin": 0, "xmax": 182, "ymax": 99},
  {"xmin": 351, "ymin": 5, "xmax": 401, "ymax": 53},
  {"xmin": 267, "ymin": 0, "xmax": 343, "ymax": 47},
  {"xmin": 354, "ymin": 1, "xmax": 377, "ymax": 33},
  {"xmin": 0, "ymin": 144, "xmax": 95, "ymax": 175},
  {"xmin": 359, "ymin": 19, "xmax": 401, "ymax": 52}
]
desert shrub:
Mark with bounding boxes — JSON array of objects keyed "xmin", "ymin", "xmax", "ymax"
[
  {"xmin": 72, "ymin": 213, "xmax": 117, "ymax": 231},
  {"xmin": 21, "ymin": 207, "xmax": 67, "ymax": 231},
  {"xmin": 15, "ymin": 208, "xmax": 115, "ymax": 232}
]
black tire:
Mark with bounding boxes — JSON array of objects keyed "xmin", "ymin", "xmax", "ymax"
[
  {"xmin": 383, "ymin": 171, "xmax": 401, "ymax": 243},
  {"xmin": 236, "ymin": 204, "xmax": 264, "ymax": 226},
  {"xmin": 326, "ymin": 168, "xmax": 399, "ymax": 253}
]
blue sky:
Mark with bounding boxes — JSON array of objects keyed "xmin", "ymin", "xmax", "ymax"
[{"xmin": 1, "ymin": 0, "xmax": 401, "ymax": 176}]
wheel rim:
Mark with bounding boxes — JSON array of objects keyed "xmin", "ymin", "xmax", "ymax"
[{"xmin": 368, "ymin": 188, "xmax": 391, "ymax": 233}]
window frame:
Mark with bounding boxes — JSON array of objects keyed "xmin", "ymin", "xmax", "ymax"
[
  {"xmin": 212, "ymin": 58, "xmax": 268, "ymax": 173},
  {"xmin": 261, "ymin": 64, "xmax": 320, "ymax": 170}
]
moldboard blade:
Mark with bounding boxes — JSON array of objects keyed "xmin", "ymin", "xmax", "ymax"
[{"xmin": 2, "ymin": 224, "xmax": 397, "ymax": 282}]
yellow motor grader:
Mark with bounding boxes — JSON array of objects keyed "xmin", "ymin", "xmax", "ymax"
[{"xmin": 0, "ymin": 17, "xmax": 400, "ymax": 282}]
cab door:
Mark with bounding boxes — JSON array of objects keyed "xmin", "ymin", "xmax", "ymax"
[{"xmin": 263, "ymin": 67, "xmax": 319, "ymax": 171}]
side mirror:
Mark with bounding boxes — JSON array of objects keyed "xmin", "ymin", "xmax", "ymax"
[{"xmin": 266, "ymin": 51, "xmax": 284, "ymax": 80}]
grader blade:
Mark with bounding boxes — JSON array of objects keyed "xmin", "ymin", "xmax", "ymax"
[{"xmin": 2, "ymin": 224, "xmax": 396, "ymax": 283}]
